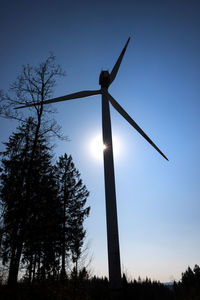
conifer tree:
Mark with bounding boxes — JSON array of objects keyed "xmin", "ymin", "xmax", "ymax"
[
  {"xmin": 0, "ymin": 119, "xmax": 34, "ymax": 284},
  {"xmin": 55, "ymin": 154, "xmax": 90, "ymax": 279},
  {"xmin": 20, "ymin": 129, "xmax": 62, "ymax": 282}
]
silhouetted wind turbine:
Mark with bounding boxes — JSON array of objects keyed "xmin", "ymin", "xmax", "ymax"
[{"xmin": 16, "ymin": 38, "xmax": 168, "ymax": 293}]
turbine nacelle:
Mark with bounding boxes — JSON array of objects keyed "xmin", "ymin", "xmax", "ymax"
[{"xmin": 99, "ymin": 70, "xmax": 110, "ymax": 88}]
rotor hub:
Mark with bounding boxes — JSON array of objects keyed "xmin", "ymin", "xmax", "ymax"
[{"xmin": 99, "ymin": 71, "xmax": 110, "ymax": 88}]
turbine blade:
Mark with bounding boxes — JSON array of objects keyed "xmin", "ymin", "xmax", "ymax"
[
  {"xmin": 15, "ymin": 90, "xmax": 101, "ymax": 109},
  {"xmin": 107, "ymin": 92, "xmax": 168, "ymax": 161},
  {"xmin": 109, "ymin": 37, "xmax": 130, "ymax": 85}
]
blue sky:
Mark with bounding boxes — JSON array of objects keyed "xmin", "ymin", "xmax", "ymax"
[{"xmin": 0, "ymin": 0, "xmax": 200, "ymax": 282}]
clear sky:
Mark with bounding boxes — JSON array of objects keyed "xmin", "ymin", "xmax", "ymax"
[{"xmin": 0, "ymin": 0, "xmax": 200, "ymax": 282}]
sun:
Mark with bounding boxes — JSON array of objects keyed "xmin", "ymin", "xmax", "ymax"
[
  {"xmin": 90, "ymin": 134, "xmax": 120, "ymax": 160},
  {"xmin": 90, "ymin": 135, "xmax": 105, "ymax": 160}
]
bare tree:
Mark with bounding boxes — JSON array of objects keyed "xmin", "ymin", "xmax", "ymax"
[{"xmin": 0, "ymin": 54, "xmax": 67, "ymax": 140}]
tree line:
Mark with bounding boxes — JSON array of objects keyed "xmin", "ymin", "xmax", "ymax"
[{"xmin": 0, "ymin": 264, "xmax": 199, "ymax": 299}]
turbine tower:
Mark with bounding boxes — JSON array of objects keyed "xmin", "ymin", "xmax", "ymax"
[{"xmin": 17, "ymin": 38, "xmax": 168, "ymax": 294}]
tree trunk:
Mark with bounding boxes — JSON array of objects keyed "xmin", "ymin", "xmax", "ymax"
[
  {"xmin": 8, "ymin": 241, "xmax": 23, "ymax": 285},
  {"xmin": 32, "ymin": 254, "xmax": 37, "ymax": 281},
  {"xmin": 28, "ymin": 253, "xmax": 33, "ymax": 282}
]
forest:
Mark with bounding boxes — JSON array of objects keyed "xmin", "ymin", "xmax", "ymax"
[
  {"xmin": 0, "ymin": 263, "xmax": 200, "ymax": 299},
  {"xmin": 0, "ymin": 55, "xmax": 199, "ymax": 299}
]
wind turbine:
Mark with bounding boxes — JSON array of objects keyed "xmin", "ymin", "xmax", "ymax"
[{"xmin": 16, "ymin": 38, "xmax": 168, "ymax": 293}]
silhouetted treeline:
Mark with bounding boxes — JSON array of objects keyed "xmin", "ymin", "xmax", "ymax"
[
  {"xmin": 174, "ymin": 264, "xmax": 200, "ymax": 300},
  {"xmin": 0, "ymin": 274, "xmax": 172, "ymax": 300},
  {"xmin": 0, "ymin": 119, "xmax": 90, "ymax": 285},
  {"xmin": 122, "ymin": 275, "xmax": 174, "ymax": 300},
  {"xmin": 0, "ymin": 265, "xmax": 200, "ymax": 299}
]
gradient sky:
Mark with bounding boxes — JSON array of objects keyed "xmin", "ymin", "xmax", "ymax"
[{"xmin": 0, "ymin": 0, "xmax": 200, "ymax": 282}]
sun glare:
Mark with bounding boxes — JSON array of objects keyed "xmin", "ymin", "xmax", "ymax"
[{"xmin": 90, "ymin": 135, "xmax": 120, "ymax": 160}]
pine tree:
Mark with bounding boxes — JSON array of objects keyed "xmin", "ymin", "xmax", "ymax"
[
  {"xmin": 55, "ymin": 154, "xmax": 90, "ymax": 279},
  {"xmin": 21, "ymin": 131, "xmax": 62, "ymax": 282},
  {"xmin": 0, "ymin": 119, "xmax": 33, "ymax": 284}
]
